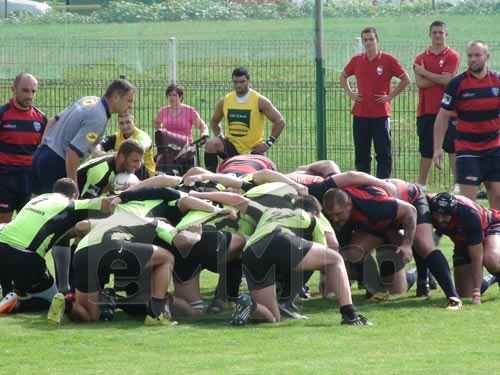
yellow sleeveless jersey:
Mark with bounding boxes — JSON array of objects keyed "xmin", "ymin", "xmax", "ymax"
[{"xmin": 223, "ymin": 90, "xmax": 266, "ymax": 154}]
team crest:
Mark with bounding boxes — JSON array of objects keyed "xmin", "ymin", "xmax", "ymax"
[
  {"xmin": 86, "ymin": 132, "xmax": 98, "ymax": 142},
  {"xmin": 33, "ymin": 121, "xmax": 41, "ymax": 132},
  {"xmin": 377, "ymin": 66, "xmax": 383, "ymax": 75},
  {"xmin": 439, "ymin": 58, "xmax": 445, "ymax": 67},
  {"xmin": 492, "ymin": 87, "xmax": 499, "ymax": 97}
]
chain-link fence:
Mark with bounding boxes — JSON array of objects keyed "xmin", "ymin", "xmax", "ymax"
[{"xmin": 2, "ymin": 37, "xmax": 499, "ymax": 187}]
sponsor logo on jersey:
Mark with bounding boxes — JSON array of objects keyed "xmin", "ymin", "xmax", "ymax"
[
  {"xmin": 86, "ymin": 132, "xmax": 99, "ymax": 142},
  {"xmin": 441, "ymin": 93, "xmax": 452, "ymax": 106},
  {"xmin": 82, "ymin": 98, "xmax": 98, "ymax": 106},
  {"xmin": 3, "ymin": 123, "xmax": 16, "ymax": 129}
]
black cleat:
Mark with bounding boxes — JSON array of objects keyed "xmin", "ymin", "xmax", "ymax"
[
  {"xmin": 229, "ymin": 294, "xmax": 254, "ymax": 326},
  {"xmin": 341, "ymin": 314, "xmax": 373, "ymax": 326},
  {"xmin": 416, "ymin": 283, "xmax": 430, "ymax": 298}
]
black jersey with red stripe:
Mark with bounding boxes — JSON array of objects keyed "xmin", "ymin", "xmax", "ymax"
[
  {"xmin": 441, "ymin": 69, "xmax": 500, "ymax": 155},
  {"xmin": 428, "ymin": 193, "xmax": 500, "ymax": 247},
  {"xmin": 344, "ymin": 185, "xmax": 399, "ymax": 232},
  {"xmin": 0, "ymin": 99, "xmax": 47, "ymax": 172},
  {"xmin": 218, "ymin": 154, "xmax": 278, "ymax": 177}
]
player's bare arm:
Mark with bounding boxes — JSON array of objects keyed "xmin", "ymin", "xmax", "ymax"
[
  {"xmin": 468, "ymin": 243, "xmax": 484, "ymax": 304},
  {"xmin": 209, "ymin": 98, "xmax": 225, "ymax": 137},
  {"xmin": 375, "ymin": 72, "xmax": 411, "ymax": 104},
  {"xmin": 433, "ymin": 108, "xmax": 453, "ymax": 170},
  {"xmin": 395, "ymin": 200, "xmax": 417, "ymax": 263},
  {"xmin": 65, "ymin": 147, "xmax": 81, "ymax": 186},
  {"xmin": 340, "ymin": 72, "xmax": 363, "ymax": 103}
]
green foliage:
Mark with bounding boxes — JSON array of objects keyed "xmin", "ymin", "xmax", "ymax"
[{"xmin": 3, "ymin": 0, "xmax": 500, "ymax": 25}]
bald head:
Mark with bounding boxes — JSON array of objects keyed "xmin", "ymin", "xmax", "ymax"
[{"xmin": 12, "ymin": 72, "xmax": 38, "ymax": 110}]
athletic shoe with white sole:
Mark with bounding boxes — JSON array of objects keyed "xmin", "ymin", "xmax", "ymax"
[
  {"xmin": 366, "ymin": 290, "xmax": 390, "ymax": 301},
  {"xmin": 445, "ymin": 296, "xmax": 462, "ymax": 311},
  {"xmin": 229, "ymin": 294, "xmax": 254, "ymax": 326},
  {"xmin": 144, "ymin": 313, "xmax": 170, "ymax": 325},
  {"xmin": 341, "ymin": 314, "xmax": 373, "ymax": 326},
  {"xmin": 0, "ymin": 292, "xmax": 18, "ymax": 314},
  {"xmin": 279, "ymin": 303, "xmax": 308, "ymax": 320},
  {"xmin": 47, "ymin": 293, "xmax": 65, "ymax": 324}
]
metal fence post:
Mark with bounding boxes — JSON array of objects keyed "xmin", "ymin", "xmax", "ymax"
[{"xmin": 169, "ymin": 37, "xmax": 177, "ymax": 84}]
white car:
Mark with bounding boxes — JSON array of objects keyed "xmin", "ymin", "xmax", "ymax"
[{"xmin": 0, "ymin": 0, "xmax": 52, "ymax": 18}]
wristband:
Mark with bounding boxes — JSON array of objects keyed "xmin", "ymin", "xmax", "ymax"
[
  {"xmin": 265, "ymin": 136, "xmax": 277, "ymax": 148},
  {"xmin": 217, "ymin": 134, "xmax": 225, "ymax": 140},
  {"xmin": 213, "ymin": 207, "xmax": 223, "ymax": 214}
]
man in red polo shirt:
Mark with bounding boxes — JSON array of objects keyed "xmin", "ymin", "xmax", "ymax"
[
  {"xmin": 340, "ymin": 26, "xmax": 410, "ymax": 179},
  {"xmin": 414, "ymin": 21, "xmax": 460, "ymax": 191}
]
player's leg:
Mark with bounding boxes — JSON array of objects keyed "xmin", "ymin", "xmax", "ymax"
[
  {"xmin": 293, "ymin": 243, "xmax": 352, "ymax": 307},
  {"xmin": 372, "ymin": 116, "xmax": 392, "ymax": 179},
  {"xmin": 482, "ymin": 230, "xmax": 500, "ymax": 276},
  {"xmin": 416, "ymin": 115, "xmax": 435, "ymax": 188},
  {"xmin": 352, "ymin": 116, "xmax": 372, "ymax": 175},
  {"xmin": 203, "ymin": 138, "xmax": 226, "ymax": 172},
  {"xmin": 172, "ymin": 275, "xmax": 204, "ymax": 318}
]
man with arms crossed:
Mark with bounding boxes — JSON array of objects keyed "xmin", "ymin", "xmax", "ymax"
[{"xmin": 414, "ymin": 21, "xmax": 459, "ymax": 191}]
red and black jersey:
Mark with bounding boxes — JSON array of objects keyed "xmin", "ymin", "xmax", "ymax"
[
  {"xmin": 344, "ymin": 185, "xmax": 400, "ymax": 232},
  {"xmin": 428, "ymin": 193, "xmax": 500, "ymax": 248},
  {"xmin": 218, "ymin": 154, "xmax": 278, "ymax": 177},
  {"xmin": 0, "ymin": 99, "xmax": 47, "ymax": 172},
  {"xmin": 441, "ymin": 69, "xmax": 500, "ymax": 155},
  {"xmin": 387, "ymin": 178, "xmax": 420, "ymax": 204},
  {"xmin": 287, "ymin": 172, "xmax": 339, "ymax": 202}
]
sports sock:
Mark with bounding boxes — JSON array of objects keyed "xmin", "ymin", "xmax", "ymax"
[
  {"xmin": 51, "ymin": 245, "xmax": 71, "ymax": 294},
  {"xmin": 413, "ymin": 251, "xmax": 429, "ymax": 284},
  {"xmin": 425, "ymin": 249, "xmax": 459, "ymax": 299},
  {"xmin": 481, "ymin": 274, "xmax": 499, "ymax": 295},
  {"xmin": 148, "ymin": 296, "xmax": 166, "ymax": 318},
  {"xmin": 204, "ymin": 153, "xmax": 219, "ymax": 173},
  {"xmin": 339, "ymin": 304, "xmax": 357, "ymax": 320}
]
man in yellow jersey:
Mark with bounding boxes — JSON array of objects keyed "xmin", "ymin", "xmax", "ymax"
[{"xmin": 204, "ymin": 67, "xmax": 286, "ymax": 172}]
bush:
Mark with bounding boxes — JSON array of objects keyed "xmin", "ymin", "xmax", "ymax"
[{"xmin": 3, "ymin": 0, "xmax": 500, "ymax": 24}]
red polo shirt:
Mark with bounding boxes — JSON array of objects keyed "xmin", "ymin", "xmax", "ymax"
[
  {"xmin": 414, "ymin": 46, "xmax": 460, "ymax": 116},
  {"xmin": 343, "ymin": 51, "xmax": 407, "ymax": 118}
]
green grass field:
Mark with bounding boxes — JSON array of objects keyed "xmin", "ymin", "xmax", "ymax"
[{"xmin": 2, "ymin": 13, "xmax": 500, "ymax": 374}]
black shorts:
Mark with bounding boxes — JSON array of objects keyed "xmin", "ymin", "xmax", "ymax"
[
  {"xmin": 28, "ymin": 145, "xmax": 66, "ymax": 195},
  {"xmin": 0, "ymin": 172, "xmax": 30, "ymax": 213},
  {"xmin": 73, "ymin": 239, "xmax": 153, "ymax": 294},
  {"xmin": 417, "ymin": 114, "xmax": 437, "ymax": 158},
  {"xmin": 442, "ymin": 117, "xmax": 457, "ymax": 154},
  {"xmin": 417, "ymin": 115, "xmax": 456, "ymax": 157},
  {"xmin": 413, "ymin": 189, "xmax": 432, "ymax": 225},
  {"xmin": 456, "ymin": 154, "xmax": 500, "ymax": 185},
  {"xmin": 242, "ymin": 231, "xmax": 313, "ymax": 291},
  {"xmin": 220, "ymin": 139, "xmax": 239, "ymax": 160},
  {"xmin": 0, "ymin": 243, "xmax": 54, "ymax": 294},
  {"xmin": 169, "ymin": 229, "xmax": 232, "ymax": 283}
]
